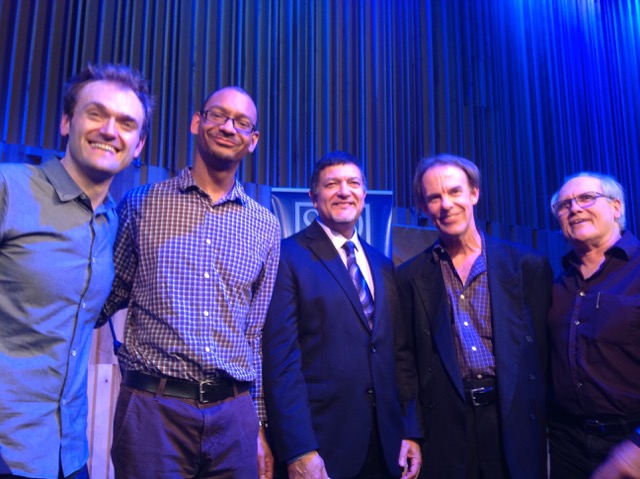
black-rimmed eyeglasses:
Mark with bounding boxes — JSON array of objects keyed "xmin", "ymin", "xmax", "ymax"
[
  {"xmin": 199, "ymin": 109, "xmax": 256, "ymax": 135},
  {"xmin": 552, "ymin": 191, "xmax": 612, "ymax": 216}
]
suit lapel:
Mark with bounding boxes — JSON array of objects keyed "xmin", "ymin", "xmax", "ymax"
[
  {"xmin": 306, "ymin": 222, "xmax": 370, "ymax": 331},
  {"xmin": 414, "ymin": 253, "xmax": 465, "ymax": 400},
  {"xmin": 485, "ymin": 237, "xmax": 522, "ymax": 415}
]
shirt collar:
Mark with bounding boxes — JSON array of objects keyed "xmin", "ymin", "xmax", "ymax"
[
  {"xmin": 315, "ymin": 218, "xmax": 364, "ymax": 252},
  {"xmin": 432, "ymin": 229, "xmax": 486, "ymax": 262},
  {"xmin": 562, "ymin": 230, "xmax": 637, "ymax": 270},
  {"xmin": 178, "ymin": 167, "xmax": 247, "ymax": 205},
  {"xmin": 40, "ymin": 158, "xmax": 116, "ymax": 212}
]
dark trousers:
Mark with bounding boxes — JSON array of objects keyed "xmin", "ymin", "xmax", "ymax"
[
  {"xmin": 272, "ymin": 408, "xmax": 395, "ymax": 479},
  {"xmin": 356, "ymin": 409, "xmax": 394, "ymax": 479},
  {"xmin": 111, "ymin": 384, "xmax": 258, "ymax": 478},
  {"xmin": 462, "ymin": 381, "xmax": 509, "ymax": 479},
  {"xmin": 549, "ymin": 416, "xmax": 638, "ymax": 479}
]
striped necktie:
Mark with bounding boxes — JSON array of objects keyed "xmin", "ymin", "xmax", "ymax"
[{"xmin": 343, "ymin": 241, "xmax": 374, "ymax": 328}]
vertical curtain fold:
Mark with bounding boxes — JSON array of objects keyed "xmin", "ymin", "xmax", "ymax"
[{"xmin": 1, "ymin": 0, "xmax": 638, "ymax": 234}]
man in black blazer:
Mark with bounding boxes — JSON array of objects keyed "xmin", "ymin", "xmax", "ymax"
[
  {"xmin": 396, "ymin": 154, "xmax": 552, "ymax": 479},
  {"xmin": 263, "ymin": 151, "xmax": 421, "ymax": 479}
]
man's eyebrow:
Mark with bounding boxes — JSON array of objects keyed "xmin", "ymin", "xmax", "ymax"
[{"xmin": 85, "ymin": 102, "xmax": 140, "ymax": 125}]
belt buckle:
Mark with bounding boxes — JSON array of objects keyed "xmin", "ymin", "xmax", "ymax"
[
  {"xmin": 470, "ymin": 386, "xmax": 488, "ymax": 406},
  {"xmin": 199, "ymin": 380, "xmax": 216, "ymax": 403}
]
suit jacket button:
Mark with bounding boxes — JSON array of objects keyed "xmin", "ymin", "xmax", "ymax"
[
  {"xmin": 367, "ymin": 387, "xmax": 374, "ymax": 394},
  {"xmin": 370, "ymin": 346, "xmax": 376, "ymax": 353}
]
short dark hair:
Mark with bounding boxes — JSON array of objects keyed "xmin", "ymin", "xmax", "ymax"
[
  {"xmin": 63, "ymin": 63, "xmax": 154, "ymax": 138},
  {"xmin": 310, "ymin": 151, "xmax": 367, "ymax": 195},
  {"xmin": 413, "ymin": 154, "xmax": 481, "ymax": 206}
]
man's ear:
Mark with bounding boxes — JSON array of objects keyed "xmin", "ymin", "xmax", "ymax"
[
  {"xmin": 470, "ymin": 186, "xmax": 480, "ymax": 206},
  {"xmin": 60, "ymin": 113, "xmax": 71, "ymax": 136},
  {"xmin": 190, "ymin": 112, "xmax": 201, "ymax": 135},
  {"xmin": 247, "ymin": 130, "xmax": 260, "ymax": 153}
]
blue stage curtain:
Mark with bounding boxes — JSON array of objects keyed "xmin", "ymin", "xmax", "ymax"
[{"xmin": 1, "ymin": 0, "xmax": 638, "ymax": 237}]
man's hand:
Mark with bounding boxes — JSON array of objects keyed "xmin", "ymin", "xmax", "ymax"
[
  {"xmin": 398, "ymin": 439, "xmax": 422, "ymax": 479},
  {"xmin": 287, "ymin": 451, "xmax": 331, "ymax": 479},
  {"xmin": 591, "ymin": 440, "xmax": 640, "ymax": 479},
  {"xmin": 257, "ymin": 426, "xmax": 274, "ymax": 479}
]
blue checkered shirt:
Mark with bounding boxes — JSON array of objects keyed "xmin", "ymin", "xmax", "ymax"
[
  {"xmin": 435, "ymin": 233, "xmax": 496, "ymax": 381},
  {"xmin": 101, "ymin": 167, "xmax": 280, "ymax": 419}
]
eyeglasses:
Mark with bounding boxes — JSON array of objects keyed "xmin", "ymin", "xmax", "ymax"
[
  {"xmin": 199, "ymin": 109, "xmax": 256, "ymax": 135},
  {"xmin": 552, "ymin": 191, "xmax": 612, "ymax": 215}
]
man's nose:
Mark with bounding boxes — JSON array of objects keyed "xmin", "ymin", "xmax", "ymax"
[
  {"xmin": 100, "ymin": 118, "xmax": 117, "ymax": 137},
  {"xmin": 218, "ymin": 117, "xmax": 237, "ymax": 133}
]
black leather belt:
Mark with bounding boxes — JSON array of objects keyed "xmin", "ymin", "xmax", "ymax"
[
  {"xmin": 464, "ymin": 378, "xmax": 497, "ymax": 407},
  {"xmin": 580, "ymin": 418, "xmax": 640, "ymax": 436},
  {"xmin": 123, "ymin": 370, "xmax": 250, "ymax": 404}
]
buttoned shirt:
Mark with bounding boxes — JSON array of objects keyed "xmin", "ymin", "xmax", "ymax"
[
  {"xmin": 101, "ymin": 167, "xmax": 280, "ymax": 419},
  {"xmin": 0, "ymin": 159, "xmax": 117, "ymax": 478},
  {"xmin": 434, "ymin": 233, "xmax": 496, "ymax": 381},
  {"xmin": 548, "ymin": 230, "xmax": 640, "ymax": 417},
  {"xmin": 315, "ymin": 219, "xmax": 375, "ymax": 298}
]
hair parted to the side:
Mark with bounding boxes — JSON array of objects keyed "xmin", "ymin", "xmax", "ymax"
[
  {"xmin": 413, "ymin": 154, "xmax": 481, "ymax": 207},
  {"xmin": 63, "ymin": 63, "xmax": 155, "ymax": 138},
  {"xmin": 310, "ymin": 151, "xmax": 367, "ymax": 195}
]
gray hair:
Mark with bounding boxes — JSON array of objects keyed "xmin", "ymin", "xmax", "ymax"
[{"xmin": 550, "ymin": 172, "xmax": 626, "ymax": 231}]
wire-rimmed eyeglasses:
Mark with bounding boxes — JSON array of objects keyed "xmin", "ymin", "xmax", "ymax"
[
  {"xmin": 199, "ymin": 109, "xmax": 256, "ymax": 135},
  {"xmin": 552, "ymin": 191, "xmax": 612, "ymax": 216}
]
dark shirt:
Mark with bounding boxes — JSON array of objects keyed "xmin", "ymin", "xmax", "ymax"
[
  {"xmin": 434, "ymin": 233, "xmax": 496, "ymax": 381},
  {"xmin": 548, "ymin": 230, "xmax": 640, "ymax": 418}
]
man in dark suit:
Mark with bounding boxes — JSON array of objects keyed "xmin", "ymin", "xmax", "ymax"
[
  {"xmin": 263, "ymin": 151, "xmax": 421, "ymax": 479},
  {"xmin": 396, "ymin": 154, "xmax": 553, "ymax": 479}
]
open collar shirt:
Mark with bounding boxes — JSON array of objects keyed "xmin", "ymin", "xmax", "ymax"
[
  {"xmin": 101, "ymin": 167, "xmax": 280, "ymax": 420},
  {"xmin": 434, "ymin": 232, "xmax": 496, "ymax": 381},
  {"xmin": 548, "ymin": 230, "xmax": 640, "ymax": 418},
  {"xmin": 0, "ymin": 159, "xmax": 117, "ymax": 478}
]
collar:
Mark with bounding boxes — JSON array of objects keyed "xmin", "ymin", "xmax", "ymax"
[
  {"xmin": 562, "ymin": 230, "xmax": 638, "ymax": 270},
  {"xmin": 40, "ymin": 158, "xmax": 116, "ymax": 211},
  {"xmin": 315, "ymin": 218, "xmax": 364, "ymax": 252},
  {"xmin": 432, "ymin": 229, "xmax": 486, "ymax": 262},
  {"xmin": 177, "ymin": 167, "xmax": 247, "ymax": 206}
]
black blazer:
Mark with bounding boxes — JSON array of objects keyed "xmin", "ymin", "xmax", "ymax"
[
  {"xmin": 395, "ymin": 234, "xmax": 552, "ymax": 479},
  {"xmin": 264, "ymin": 220, "xmax": 420, "ymax": 478}
]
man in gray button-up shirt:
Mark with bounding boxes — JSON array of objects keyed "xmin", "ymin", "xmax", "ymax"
[{"xmin": 0, "ymin": 63, "xmax": 152, "ymax": 479}]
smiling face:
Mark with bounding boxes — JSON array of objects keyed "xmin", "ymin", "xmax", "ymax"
[
  {"xmin": 310, "ymin": 163, "xmax": 366, "ymax": 238},
  {"xmin": 59, "ymin": 80, "xmax": 146, "ymax": 185},
  {"xmin": 190, "ymin": 87, "xmax": 259, "ymax": 172},
  {"xmin": 420, "ymin": 164, "xmax": 479, "ymax": 243},
  {"xmin": 555, "ymin": 176, "xmax": 622, "ymax": 252}
]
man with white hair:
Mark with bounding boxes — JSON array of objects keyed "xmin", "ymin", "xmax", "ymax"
[{"xmin": 547, "ymin": 172, "xmax": 640, "ymax": 479}]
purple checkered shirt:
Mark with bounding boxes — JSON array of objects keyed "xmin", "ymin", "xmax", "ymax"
[
  {"xmin": 101, "ymin": 167, "xmax": 280, "ymax": 420},
  {"xmin": 434, "ymin": 233, "xmax": 496, "ymax": 381}
]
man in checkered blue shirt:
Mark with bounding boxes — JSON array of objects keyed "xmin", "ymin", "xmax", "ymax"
[{"xmin": 100, "ymin": 86, "xmax": 279, "ymax": 478}]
